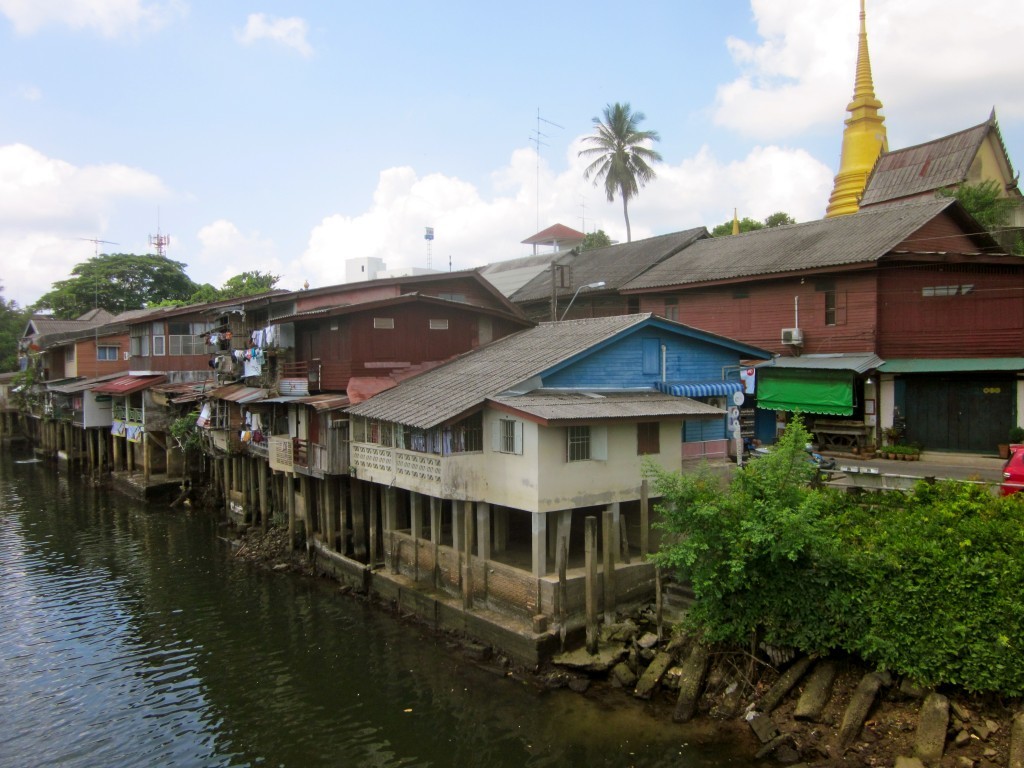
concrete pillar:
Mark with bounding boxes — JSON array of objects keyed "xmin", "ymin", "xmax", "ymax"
[
  {"xmin": 609, "ymin": 502, "xmax": 621, "ymax": 564},
  {"xmin": 451, "ymin": 500, "xmax": 465, "ymax": 554},
  {"xmin": 585, "ymin": 516, "xmax": 598, "ymax": 654},
  {"xmin": 299, "ymin": 475, "xmax": 311, "ymax": 540},
  {"xmin": 142, "ymin": 432, "xmax": 151, "ymax": 482},
  {"xmin": 127, "ymin": 436, "xmax": 135, "ymax": 473},
  {"xmin": 339, "ymin": 478, "xmax": 350, "ymax": 554},
  {"xmin": 369, "ymin": 484, "xmax": 379, "ymax": 566},
  {"xmin": 640, "ymin": 479, "xmax": 650, "ymax": 556},
  {"xmin": 430, "ymin": 496, "xmax": 441, "ymax": 589},
  {"xmin": 351, "ymin": 479, "xmax": 367, "ymax": 560},
  {"xmin": 493, "ymin": 506, "xmax": 509, "ymax": 553},
  {"xmin": 382, "ymin": 486, "xmax": 397, "ymax": 532},
  {"xmin": 531, "ymin": 511, "xmax": 547, "ymax": 578},
  {"xmin": 113, "ymin": 435, "xmax": 122, "ymax": 471},
  {"xmin": 556, "ymin": 510, "xmax": 572, "ymax": 564},
  {"xmin": 463, "ymin": 500, "xmax": 473, "ymax": 609},
  {"xmin": 603, "ymin": 508, "xmax": 616, "ymax": 624},
  {"xmin": 475, "ymin": 502, "xmax": 490, "ymax": 561},
  {"xmin": 410, "ymin": 492, "xmax": 423, "ymax": 541}
]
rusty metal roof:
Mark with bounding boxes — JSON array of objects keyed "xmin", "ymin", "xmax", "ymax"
[
  {"xmin": 207, "ymin": 384, "xmax": 267, "ymax": 403},
  {"xmin": 92, "ymin": 375, "xmax": 167, "ymax": 395}
]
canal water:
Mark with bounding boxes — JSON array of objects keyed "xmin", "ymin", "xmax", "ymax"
[{"xmin": 0, "ymin": 447, "xmax": 754, "ymax": 768}]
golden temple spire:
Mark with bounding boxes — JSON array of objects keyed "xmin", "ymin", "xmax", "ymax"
[{"xmin": 825, "ymin": 0, "xmax": 888, "ymax": 218}]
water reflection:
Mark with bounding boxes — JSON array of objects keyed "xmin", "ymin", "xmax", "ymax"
[{"xmin": 0, "ymin": 450, "xmax": 754, "ymax": 767}]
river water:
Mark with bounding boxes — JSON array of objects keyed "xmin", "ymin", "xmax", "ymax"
[{"xmin": 0, "ymin": 447, "xmax": 754, "ymax": 768}]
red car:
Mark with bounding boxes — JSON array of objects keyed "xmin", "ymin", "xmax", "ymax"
[{"xmin": 1001, "ymin": 446, "xmax": 1024, "ymax": 495}]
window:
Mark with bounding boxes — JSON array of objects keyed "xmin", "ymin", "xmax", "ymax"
[
  {"xmin": 151, "ymin": 321, "xmax": 166, "ymax": 357},
  {"xmin": 438, "ymin": 292, "xmax": 468, "ymax": 303},
  {"xmin": 567, "ymin": 426, "xmax": 590, "ymax": 461},
  {"xmin": 429, "ymin": 319, "xmax": 449, "ymax": 330},
  {"xmin": 97, "ymin": 346, "xmax": 119, "ymax": 361},
  {"xmin": 64, "ymin": 346, "xmax": 75, "ymax": 363},
  {"xmin": 825, "ymin": 290, "xmax": 837, "ymax": 326},
  {"xmin": 373, "ymin": 317, "xmax": 395, "ymax": 329},
  {"xmin": 923, "ymin": 284, "xmax": 974, "ymax": 297},
  {"xmin": 494, "ymin": 418, "xmax": 523, "ymax": 455},
  {"xmin": 168, "ymin": 321, "xmax": 210, "ymax": 356},
  {"xmin": 445, "ymin": 412, "xmax": 483, "ymax": 454},
  {"xmin": 129, "ymin": 326, "xmax": 150, "ymax": 357},
  {"xmin": 637, "ymin": 422, "xmax": 660, "ymax": 455},
  {"xmin": 664, "ymin": 298, "xmax": 678, "ymax": 321}
]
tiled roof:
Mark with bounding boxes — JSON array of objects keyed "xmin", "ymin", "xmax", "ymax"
[
  {"xmin": 347, "ymin": 315, "xmax": 652, "ymax": 429},
  {"xmin": 623, "ymin": 199, "xmax": 972, "ymax": 291},
  {"xmin": 860, "ymin": 119, "xmax": 995, "ymax": 206},
  {"xmin": 512, "ymin": 228, "xmax": 707, "ymax": 303},
  {"xmin": 490, "ymin": 391, "xmax": 723, "ymax": 422},
  {"xmin": 521, "ymin": 223, "xmax": 586, "ymax": 246}
]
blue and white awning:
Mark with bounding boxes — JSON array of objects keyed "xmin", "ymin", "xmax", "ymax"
[{"xmin": 655, "ymin": 380, "xmax": 743, "ymax": 398}]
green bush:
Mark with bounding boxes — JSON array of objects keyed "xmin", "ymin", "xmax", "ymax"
[{"xmin": 649, "ymin": 416, "xmax": 1024, "ymax": 694}]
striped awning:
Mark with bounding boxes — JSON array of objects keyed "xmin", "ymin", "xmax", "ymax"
[{"xmin": 655, "ymin": 380, "xmax": 743, "ymax": 398}]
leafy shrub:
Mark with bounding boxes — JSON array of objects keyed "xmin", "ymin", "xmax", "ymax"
[{"xmin": 649, "ymin": 416, "xmax": 1024, "ymax": 694}]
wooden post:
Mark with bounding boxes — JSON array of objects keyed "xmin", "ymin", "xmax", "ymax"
[
  {"xmin": 368, "ymin": 484, "xmax": 379, "ymax": 567},
  {"xmin": 339, "ymin": 478, "xmax": 350, "ymax": 555},
  {"xmin": 113, "ymin": 435, "xmax": 122, "ymax": 472},
  {"xmin": 324, "ymin": 476, "xmax": 336, "ymax": 552},
  {"xmin": 619, "ymin": 515, "xmax": 631, "ymax": 564},
  {"xmin": 640, "ymin": 478, "xmax": 650, "ymax": 557},
  {"xmin": 142, "ymin": 431, "xmax": 151, "ymax": 482},
  {"xmin": 655, "ymin": 566, "xmax": 664, "ymax": 642},
  {"xmin": 299, "ymin": 475, "xmax": 311, "ymax": 545},
  {"xmin": 258, "ymin": 461, "xmax": 269, "ymax": 532},
  {"xmin": 557, "ymin": 535, "xmax": 568, "ymax": 652},
  {"xmin": 585, "ymin": 516, "xmax": 598, "ymax": 655},
  {"xmin": 286, "ymin": 473, "xmax": 297, "ymax": 550},
  {"xmin": 410, "ymin": 492, "xmax": 422, "ymax": 581},
  {"xmin": 602, "ymin": 508, "xmax": 616, "ymax": 624},
  {"xmin": 222, "ymin": 457, "xmax": 231, "ymax": 518}
]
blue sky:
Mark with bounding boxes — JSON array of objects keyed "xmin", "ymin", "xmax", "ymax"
[{"xmin": 2, "ymin": 0, "xmax": 1022, "ymax": 306}]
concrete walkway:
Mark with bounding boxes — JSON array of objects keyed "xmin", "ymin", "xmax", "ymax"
[{"xmin": 825, "ymin": 451, "xmax": 1005, "ymax": 491}]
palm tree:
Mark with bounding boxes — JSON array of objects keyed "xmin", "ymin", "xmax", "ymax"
[{"xmin": 579, "ymin": 103, "xmax": 663, "ymax": 242}]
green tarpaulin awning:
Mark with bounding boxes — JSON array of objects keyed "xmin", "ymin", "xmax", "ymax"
[{"xmin": 757, "ymin": 368, "xmax": 854, "ymax": 416}]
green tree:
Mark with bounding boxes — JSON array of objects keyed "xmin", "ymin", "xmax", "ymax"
[
  {"xmin": 0, "ymin": 284, "xmax": 30, "ymax": 372},
  {"xmin": 579, "ymin": 103, "xmax": 663, "ymax": 243},
  {"xmin": 939, "ymin": 180, "xmax": 1017, "ymax": 231},
  {"xmin": 580, "ymin": 230, "xmax": 612, "ymax": 251},
  {"xmin": 764, "ymin": 211, "xmax": 796, "ymax": 228},
  {"xmin": 710, "ymin": 211, "xmax": 796, "ymax": 237},
  {"xmin": 218, "ymin": 270, "xmax": 280, "ymax": 298},
  {"xmin": 35, "ymin": 253, "xmax": 199, "ymax": 318}
]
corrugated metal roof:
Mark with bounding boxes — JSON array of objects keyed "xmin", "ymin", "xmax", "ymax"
[
  {"xmin": 879, "ymin": 358, "xmax": 1024, "ymax": 373},
  {"xmin": 47, "ymin": 373, "xmax": 123, "ymax": 394},
  {"xmin": 292, "ymin": 394, "xmax": 351, "ymax": 412},
  {"xmin": 860, "ymin": 120, "xmax": 990, "ymax": 207},
  {"xmin": 92, "ymin": 375, "xmax": 167, "ymax": 395},
  {"xmin": 623, "ymin": 200, "xmax": 965, "ymax": 291},
  {"xmin": 491, "ymin": 391, "xmax": 723, "ymax": 422},
  {"xmin": 347, "ymin": 314, "xmax": 652, "ymax": 429},
  {"xmin": 757, "ymin": 354, "xmax": 884, "ymax": 375},
  {"xmin": 512, "ymin": 228, "xmax": 707, "ymax": 303},
  {"xmin": 208, "ymin": 384, "xmax": 267, "ymax": 403},
  {"xmin": 655, "ymin": 381, "xmax": 743, "ymax": 398}
]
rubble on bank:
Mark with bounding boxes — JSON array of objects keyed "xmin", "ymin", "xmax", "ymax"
[{"xmin": 227, "ymin": 523, "xmax": 1022, "ymax": 767}]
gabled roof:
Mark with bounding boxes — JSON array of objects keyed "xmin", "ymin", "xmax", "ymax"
[
  {"xmin": 512, "ymin": 228, "xmax": 708, "ymax": 304},
  {"xmin": 860, "ymin": 112, "xmax": 1019, "ymax": 207},
  {"xmin": 271, "ymin": 292, "xmax": 532, "ymax": 326},
  {"xmin": 347, "ymin": 313, "xmax": 769, "ymax": 429},
  {"xmin": 623, "ymin": 199, "xmax": 1003, "ymax": 292}
]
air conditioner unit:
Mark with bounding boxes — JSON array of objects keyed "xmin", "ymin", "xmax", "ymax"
[{"xmin": 781, "ymin": 327, "xmax": 804, "ymax": 345}]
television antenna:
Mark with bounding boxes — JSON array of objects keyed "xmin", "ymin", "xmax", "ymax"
[
  {"xmin": 529, "ymin": 108, "xmax": 563, "ymax": 233},
  {"xmin": 79, "ymin": 237, "xmax": 119, "ymax": 257}
]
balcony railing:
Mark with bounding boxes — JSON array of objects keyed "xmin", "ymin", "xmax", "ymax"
[
  {"xmin": 127, "ymin": 407, "xmax": 143, "ymax": 424},
  {"xmin": 112, "ymin": 404, "xmax": 127, "ymax": 420},
  {"xmin": 351, "ymin": 443, "xmax": 442, "ymax": 484}
]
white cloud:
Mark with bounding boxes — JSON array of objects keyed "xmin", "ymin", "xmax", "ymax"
[
  {"xmin": 236, "ymin": 13, "xmax": 312, "ymax": 58},
  {"xmin": 0, "ymin": 0, "xmax": 184, "ymax": 37},
  {"xmin": 194, "ymin": 219, "xmax": 284, "ymax": 288},
  {"xmin": 0, "ymin": 143, "xmax": 167, "ymax": 304},
  {"xmin": 714, "ymin": 0, "xmax": 1024, "ymax": 141},
  {"xmin": 18, "ymin": 84, "xmax": 42, "ymax": 101},
  {"xmin": 297, "ymin": 139, "xmax": 835, "ymax": 288}
]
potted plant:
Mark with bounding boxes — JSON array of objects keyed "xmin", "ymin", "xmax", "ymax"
[{"xmin": 1010, "ymin": 426, "xmax": 1024, "ymax": 448}]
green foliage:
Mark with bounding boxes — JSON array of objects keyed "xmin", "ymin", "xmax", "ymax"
[
  {"xmin": 650, "ymin": 416, "xmax": 1024, "ymax": 694},
  {"xmin": 35, "ymin": 253, "xmax": 199, "ymax": 318},
  {"xmin": 0, "ymin": 284, "xmax": 30, "ymax": 372},
  {"xmin": 579, "ymin": 103, "xmax": 663, "ymax": 243},
  {"xmin": 1008, "ymin": 426, "xmax": 1024, "ymax": 444},
  {"xmin": 580, "ymin": 230, "xmax": 612, "ymax": 251},
  {"xmin": 170, "ymin": 411, "xmax": 205, "ymax": 454},
  {"xmin": 939, "ymin": 180, "xmax": 1016, "ymax": 231},
  {"xmin": 710, "ymin": 211, "xmax": 796, "ymax": 237},
  {"xmin": 184, "ymin": 271, "xmax": 281, "ymax": 305}
]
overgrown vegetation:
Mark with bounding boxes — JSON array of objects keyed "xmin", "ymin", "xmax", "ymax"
[{"xmin": 648, "ymin": 415, "xmax": 1024, "ymax": 694}]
